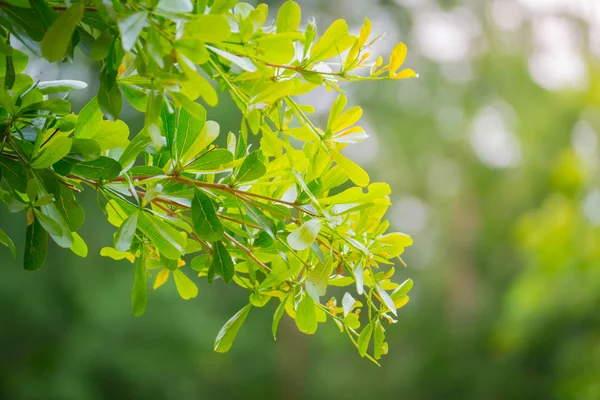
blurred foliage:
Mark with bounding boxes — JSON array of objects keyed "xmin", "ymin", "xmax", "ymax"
[{"xmin": 1, "ymin": 0, "xmax": 600, "ymax": 399}]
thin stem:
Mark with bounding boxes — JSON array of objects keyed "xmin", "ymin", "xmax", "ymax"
[{"xmin": 224, "ymin": 232, "xmax": 271, "ymax": 272}]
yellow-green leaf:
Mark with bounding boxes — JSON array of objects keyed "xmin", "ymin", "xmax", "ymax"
[{"xmin": 173, "ymin": 269, "xmax": 198, "ymax": 299}]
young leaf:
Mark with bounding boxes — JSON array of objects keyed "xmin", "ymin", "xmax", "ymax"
[
  {"xmin": 24, "ymin": 218, "xmax": 47, "ymax": 271},
  {"xmin": 287, "ymin": 219, "xmax": 322, "ymax": 251},
  {"xmin": 306, "ymin": 257, "xmax": 333, "ymax": 302},
  {"xmin": 137, "ymin": 212, "xmax": 186, "ymax": 260},
  {"xmin": 40, "ymin": 3, "xmax": 84, "ymax": 62},
  {"xmin": 211, "ymin": 241, "xmax": 235, "ymax": 283},
  {"xmin": 295, "ymin": 294, "xmax": 318, "ymax": 334},
  {"xmin": 153, "ymin": 268, "xmax": 170, "ymax": 289},
  {"xmin": 173, "ymin": 269, "xmax": 199, "ymax": 300},
  {"xmin": 329, "ymin": 148, "xmax": 369, "ymax": 187},
  {"xmin": 184, "ymin": 14, "xmax": 231, "ymax": 43},
  {"xmin": 276, "ymin": 1, "xmax": 301, "ymax": 33},
  {"xmin": 132, "ymin": 256, "xmax": 147, "ymax": 316},
  {"xmin": 192, "ymin": 188, "xmax": 224, "ymax": 242},
  {"xmin": 272, "ymin": 294, "xmax": 289, "ymax": 340},
  {"xmin": 176, "ymin": 106, "xmax": 206, "ymax": 163},
  {"xmin": 0, "ymin": 227, "xmax": 16, "ymax": 258},
  {"xmin": 358, "ymin": 322, "xmax": 374, "ymax": 357},
  {"xmin": 373, "ymin": 320, "xmax": 388, "ymax": 360},
  {"xmin": 310, "ymin": 19, "xmax": 354, "ymax": 63},
  {"xmin": 70, "ymin": 232, "xmax": 88, "ymax": 258},
  {"xmin": 214, "ymin": 303, "xmax": 252, "ymax": 353},
  {"xmin": 31, "ymin": 136, "xmax": 72, "ymax": 169},
  {"xmin": 114, "ymin": 211, "xmax": 139, "ymax": 252}
]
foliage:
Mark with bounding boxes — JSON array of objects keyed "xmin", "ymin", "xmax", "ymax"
[{"xmin": 0, "ymin": 0, "xmax": 416, "ymax": 361}]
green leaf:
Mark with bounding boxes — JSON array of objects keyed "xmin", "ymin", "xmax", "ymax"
[
  {"xmin": 114, "ymin": 211, "xmax": 138, "ymax": 252},
  {"xmin": 243, "ymin": 202, "xmax": 276, "ymax": 239},
  {"xmin": 119, "ymin": 130, "xmax": 152, "ymax": 168},
  {"xmin": 250, "ymin": 80, "xmax": 299, "ymax": 105},
  {"xmin": 157, "ymin": 0, "xmax": 193, "ymax": 13},
  {"xmin": 31, "ymin": 136, "xmax": 72, "ymax": 169},
  {"xmin": 214, "ymin": 303, "xmax": 252, "ymax": 353},
  {"xmin": 37, "ymin": 80, "xmax": 87, "ymax": 94},
  {"xmin": 211, "ymin": 241, "xmax": 234, "ymax": 283},
  {"xmin": 295, "ymin": 294, "xmax": 318, "ymax": 334},
  {"xmin": 84, "ymin": 120, "xmax": 130, "ymax": 151},
  {"xmin": 272, "ymin": 294, "xmax": 289, "ymax": 340},
  {"xmin": 24, "ymin": 218, "xmax": 47, "ymax": 271},
  {"xmin": 180, "ymin": 120, "xmax": 220, "ymax": 165},
  {"xmin": 205, "ymin": 45, "xmax": 256, "ymax": 72},
  {"xmin": 357, "ymin": 322, "xmax": 374, "ymax": 357},
  {"xmin": 392, "ymin": 278, "xmax": 414, "ymax": 298},
  {"xmin": 0, "ymin": 157, "xmax": 27, "ymax": 192},
  {"xmin": 0, "ymin": 226, "xmax": 16, "ymax": 258},
  {"xmin": 91, "ymin": 33, "xmax": 113, "ymax": 61},
  {"xmin": 40, "ymin": 3, "xmax": 84, "ymax": 62},
  {"xmin": 185, "ymin": 14, "xmax": 231, "ymax": 42},
  {"xmin": 209, "ymin": 0, "xmax": 238, "ymax": 14},
  {"xmin": 321, "ymin": 182, "xmax": 391, "ymax": 205},
  {"xmin": 132, "ymin": 255, "xmax": 147, "ymax": 316},
  {"xmin": 36, "ymin": 204, "xmax": 74, "ymax": 248},
  {"xmin": 186, "ymin": 148, "xmax": 233, "ymax": 172},
  {"xmin": 56, "ymin": 183, "xmax": 85, "ymax": 231},
  {"xmin": 137, "ymin": 212, "xmax": 186, "ymax": 260},
  {"xmin": 120, "ymin": 84, "xmax": 148, "ymax": 112},
  {"xmin": 329, "ymin": 148, "xmax": 369, "ymax": 187},
  {"xmin": 118, "ymin": 11, "xmax": 149, "ymax": 51},
  {"xmin": 171, "ymin": 91, "xmax": 207, "ymax": 120},
  {"xmin": 74, "ymin": 97, "xmax": 103, "ymax": 139},
  {"xmin": 22, "ymin": 99, "xmax": 71, "ymax": 116},
  {"xmin": 373, "ymin": 320, "xmax": 387, "ymax": 360},
  {"xmin": 173, "ymin": 269, "xmax": 199, "ymax": 300},
  {"xmin": 310, "ymin": 19, "xmax": 355, "ymax": 63},
  {"xmin": 236, "ymin": 151, "xmax": 266, "ymax": 183},
  {"xmin": 98, "ymin": 78, "xmax": 122, "ymax": 121},
  {"xmin": 176, "ymin": 105, "xmax": 206, "ymax": 163},
  {"xmin": 173, "ymin": 65, "xmax": 218, "ymax": 107},
  {"xmin": 305, "ymin": 257, "xmax": 333, "ymax": 301},
  {"xmin": 192, "ymin": 188, "xmax": 224, "ymax": 242},
  {"xmin": 71, "ymin": 156, "xmax": 122, "ymax": 180},
  {"xmin": 287, "ymin": 219, "xmax": 322, "ymax": 251},
  {"xmin": 70, "ymin": 232, "xmax": 88, "ymax": 258},
  {"xmin": 276, "ymin": 1, "xmax": 301, "ymax": 33},
  {"xmin": 344, "ymin": 313, "xmax": 360, "ymax": 329}
]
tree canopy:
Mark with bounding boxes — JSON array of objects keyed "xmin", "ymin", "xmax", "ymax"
[{"xmin": 0, "ymin": 0, "xmax": 416, "ymax": 362}]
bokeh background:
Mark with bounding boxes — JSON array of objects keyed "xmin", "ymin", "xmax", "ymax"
[{"xmin": 2, "ymin": 0, "xmax": 600, "ymax": 398}]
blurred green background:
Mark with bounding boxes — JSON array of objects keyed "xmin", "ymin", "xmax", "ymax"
[{"xmin": 3, "ymin": 0, "xmax": 600, "ymax": 399}]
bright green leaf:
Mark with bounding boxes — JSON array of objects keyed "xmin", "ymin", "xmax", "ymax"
[{"xmin": 214, "ymin": 303, "xmax": 252, "ymax": 353}]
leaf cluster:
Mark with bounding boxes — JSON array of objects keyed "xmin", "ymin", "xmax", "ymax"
[{"xmin": 0, "ymin": 0, "xmax": 416, "ymax": 362}]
